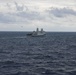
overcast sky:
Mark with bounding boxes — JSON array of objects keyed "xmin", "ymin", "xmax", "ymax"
[{"xmin": 0, "ymin": 0, "xmax": 76, "ymax": 31}]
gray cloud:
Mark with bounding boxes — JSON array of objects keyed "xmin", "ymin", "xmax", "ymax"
[
  {"xmin": 6, "ymin": 3, "xmax": 11, "ymax": 9},
  {"xmin": 0, "ymin": 0, "xmax": 76, "ymax": 31},
  {"xmin": 0, "ymin": 13, "xmax": 16, "ymax": 24},
  {"xmin": 0, "ymin": 2, "xmax": 44, "ymax": 24},
  {"xmin": 0, "ymin": 10, "xmax": 43, "ymax": 24},
  {"xmin": 13, "ymin": 2, "xmax": 43, "ymax": 20},
  {"xmin": 15, "ymin": 11, "xmax": 43, "ymax": 20},
  {"xmin": 0, "ymin": 12, "xmax": 29, "ymax": 24},
  {"xmin": 47, "ymin": 7, "xmax": 76, "ymax": 17},
  {"xmin": 14, "ymin": 2, "xmax": 24, "ymax": 11}
]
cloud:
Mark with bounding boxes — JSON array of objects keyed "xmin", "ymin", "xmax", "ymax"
[
  {"xmin": 0, "ymin": 12, "xmax": 29, "ymax": 24},
  {"xmin": 14, "ymin": 2, "xmax": 24, "ymax": 11},
  {"xmin": 0, "ymin": 12, "xmax": 16, "ymax": 24},
  {"xmin": 0, "ymin": 2, "xmax": 46, "ymax": 24},
  {"xmin": 0, "ymin": 1, "xmax": 76, "ymax": 31},
  {"xmin": 47, "ymin": 7, "xmax": 76, "ymax": 17},
  {"xmin": 0, "ymin": 10, "xmax": 44, "ymax": 24},
  {"xmin": 6, "ymin": 3, "xmax": 11, "ymax": 9},
  {"xmin": 15, "ymin": 11, "xmax": 44, "ymax": 20}
]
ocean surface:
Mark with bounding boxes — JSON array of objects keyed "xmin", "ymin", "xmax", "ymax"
[{"xmin": 0, "ymin": 32, "xmax": 76, "ymax": 75}]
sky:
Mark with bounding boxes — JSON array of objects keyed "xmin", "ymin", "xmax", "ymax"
[{"xmin": 0, "ymin": 0, "xmax": 76, "ymax": 31}]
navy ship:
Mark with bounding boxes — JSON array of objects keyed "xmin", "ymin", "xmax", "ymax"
[{"xmin": 27, "ymin": 28, "xmax": 46, "ymax": 37}]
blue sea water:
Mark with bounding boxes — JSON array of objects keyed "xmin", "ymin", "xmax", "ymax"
[{"xmin": 0, "ymin": 32, "xmax": 76, "ymax": 75}]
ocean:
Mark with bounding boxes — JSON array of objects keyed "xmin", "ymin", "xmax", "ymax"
[{"xmin": 0, "ymin": 32, "xmax": 76, "ymax": 75}]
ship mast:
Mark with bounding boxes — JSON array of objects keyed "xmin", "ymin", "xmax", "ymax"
[{"xmin": 36, "ymin": 28, "xmax": 39, "ymax": 32}]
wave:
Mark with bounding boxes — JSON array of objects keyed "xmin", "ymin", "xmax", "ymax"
[
  {"xmin": 5, "ymin": 71, "xmax": 35, "ymax": 75},
  {"xmin": 0, "ymin": 36, "xmax": 26, "ymax": 39},
  {"xmin": 0, "ymin": 60, "xmax": 33, "ymax": 69}
]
